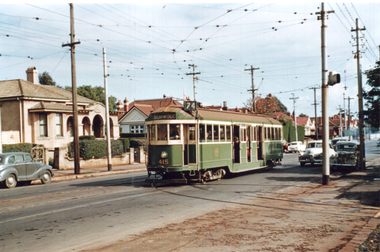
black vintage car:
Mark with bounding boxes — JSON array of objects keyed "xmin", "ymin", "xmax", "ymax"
[{"xmin": 0, "ymin": 152, "xmax": 53, "ymax": 188}]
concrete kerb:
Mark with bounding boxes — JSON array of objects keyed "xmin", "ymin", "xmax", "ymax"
[{"xmin": 31, "ymin": 164, "xmax": 147, "ymax": 185}]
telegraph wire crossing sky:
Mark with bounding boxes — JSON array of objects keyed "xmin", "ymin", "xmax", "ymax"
[{"xmin": 1, "ymin": 2, "xmax": 379, "ymax": 118}]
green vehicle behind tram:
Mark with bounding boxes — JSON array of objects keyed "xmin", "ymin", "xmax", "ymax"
[{"xmin": 145, "ymin": 104, "xmax": 283, "ymax": 183}]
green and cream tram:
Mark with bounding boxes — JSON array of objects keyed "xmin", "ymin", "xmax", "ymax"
[{"xmin": 145, "ymin": 104, "xmax": 283, "ymax": 183}]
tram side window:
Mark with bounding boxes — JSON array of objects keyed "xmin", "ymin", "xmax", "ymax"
[
  {"xmin": 253, "ymin": 127, "xmax": 256, "ymax": 141},
  {"xmin": 264, "ymin": 127, "xmax": 267, "ymax": 140},
  {"xmin": 207, "ymin": 125, "xmax": 212, "ymax": 141},
  {"xmin": 226, "ymin": 126, "xmax": 231, "ymax": 141},
  {"xmin": 214, "ymin": 125, "xmax": 219, "ymax": 141},
  {"xmin": 169, "ymin": 124, "xmax": 181, "ymax": 140},
  {"xmin": 189, "ymin": 125, "xmax": 195, "ymax": 140},
  {"xmin": 199, "ymin": 124, "xmax": 205, "ymax": 141},
  {"xmin": 220, "ymin": 125, "xmax": 225, "ymax": 141},
  {"xmin": 157, "ymin": 124, "xmax": 167, "ymax": 140},
  {"xmin": 150, "ymin": 125, "xmax": 156, "ymax": 141}
]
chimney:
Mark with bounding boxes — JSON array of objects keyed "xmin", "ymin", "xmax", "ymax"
[
  {"xmin": 117, "ymin": 100, "xmax": 123, "ymax": 111},
  {"xmin": 123, "ymin": 97, "xmax": 129, "ymax": 112},
  {"xmin": 222, "ymin": 101, "xmax": 228, "ymax": 111},
  {"xmin": 26, "ymin": 67, "xmax": 38, "ymax": 84}
]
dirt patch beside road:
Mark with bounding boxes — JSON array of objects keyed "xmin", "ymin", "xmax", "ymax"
[{"xmin": 86, "ymin": 178, "xmax": 380, "ymax": 252}]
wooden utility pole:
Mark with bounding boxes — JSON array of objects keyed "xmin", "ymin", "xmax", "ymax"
[
  {"xmin": 103, "ymin": 48, "xmax": 112, "ymax": 171},
  {"xmin": 186, "ymin": 64, "xmax": 200, "ymax": 101},
  {"xmin": 62, "ymin": 3, "xmax": 81, "ymax": 174},
  {"xmin": 245, "ymin": 66, "xmax": 259, "ymax": 113},
  {"xmin": 345, "ymin": 96, "xmax": 354, "ymax": 131},
  {"xmin": 309, "ymin": 87, "xmax": 320, "ymax": 140},
  {"xmin": 351, "ymin": 18, "xmax": 366, "ymax": 171},
  {"xmin": 289, "ymin": 93, "xmax": 299, "ymax": 141}
]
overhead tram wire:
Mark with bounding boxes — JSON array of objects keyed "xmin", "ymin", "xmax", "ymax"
[{"xmin": 352, "ymin": 3, "xmax": 378, "ymax": 52}]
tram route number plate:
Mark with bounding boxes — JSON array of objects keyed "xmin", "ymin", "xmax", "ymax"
[
  {"xmin": 159, "ymin": 159, "xmax": 169, "ymax": 165},
  {"xmin": 184, "ymin": 101, "xmax": 197, "ymax": 111}
]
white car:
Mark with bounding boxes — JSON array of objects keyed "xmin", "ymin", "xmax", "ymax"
[
  {"xmin": 288, "ymin": 141, "xmax": 306, "ymax": 153},
  {"xmin": 298, "ymin": 140, "xmax": 336, "ymax": 167}
]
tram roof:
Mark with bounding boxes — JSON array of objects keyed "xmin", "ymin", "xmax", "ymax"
[{"xmin": 146, "ymin": 105, "xmax": 281, "ymax": 125}]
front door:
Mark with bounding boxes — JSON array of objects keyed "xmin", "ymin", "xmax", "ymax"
[{"xmin": 184, "ymin": 124, "xmax": 197, "ymax": 165}]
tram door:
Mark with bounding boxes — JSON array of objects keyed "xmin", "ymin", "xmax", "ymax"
[
  {"xmin": 233, "ymin": 125, "xmax": 240, "ymax": 163},
  {"xmin": 257, "ymin": 126, "xmax": 263, "ymax": 160},
  {"xmin": 184, "ymin": 124, "xmax": 197, "ymax": 165}
]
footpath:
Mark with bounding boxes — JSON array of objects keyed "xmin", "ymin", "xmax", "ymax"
[{"xmin": 50, "ymin": 160, "xmax": 379, "ymax": 252}]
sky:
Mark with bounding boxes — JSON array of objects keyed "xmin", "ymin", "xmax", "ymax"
[{"xmin": 1, "ymin": 2, "xmax": 379, "ymax": 119}]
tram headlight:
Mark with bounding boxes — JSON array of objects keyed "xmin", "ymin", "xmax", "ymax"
[{"xmin": 161, "ymin": 151, "xmax": 168, "ymax": 159}]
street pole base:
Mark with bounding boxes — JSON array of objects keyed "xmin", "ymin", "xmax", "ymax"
[
  {"xmin": 108, "ymin": 164, "xmax": 112, "ymax": 171},
  {"xmin": 322, "ymin": 175, "xmax": 330, "ymax": 185}
]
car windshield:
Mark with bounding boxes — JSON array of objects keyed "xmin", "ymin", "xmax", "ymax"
[
  {"xmin": 337, "ymin": 144, "xmax": 356, "ymax": 152},
  {"xmin": 291, "ymin": 142, "xmax": 298, "ymax": 145}
]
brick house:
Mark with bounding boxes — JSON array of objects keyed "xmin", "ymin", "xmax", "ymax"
[{"xmin": 0, "ymin": 67, "xmax": 120, "ymax": 164}]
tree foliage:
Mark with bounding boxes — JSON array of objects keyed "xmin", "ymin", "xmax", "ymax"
[
  {"xmin": 248, "ymin": 93, "xmax": 287, "ymax": 115},
  {"xmin": 64, "ymin": 85, "xmax": 117, "ymax": 111},
  {"xmin": 364, "ymin": 61, "xmax": 380, "ymax": 129},
  {"xmin": 299, "ymin": 113, "xmax": 308, "ymax": 117},
  {"xmin": 39, "ymin": 71, "xmax": 56, "ymax": 86}
]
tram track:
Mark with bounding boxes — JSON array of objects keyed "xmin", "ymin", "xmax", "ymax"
[{"xmin": 151, "ymin": 182, "xmax": 380, "ymax": 219}]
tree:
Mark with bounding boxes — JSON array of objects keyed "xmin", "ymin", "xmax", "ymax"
[
  {"xmin": 363, "ymin": 61, "xmax": 380, "ymax": 129},
  {"xmin": 39, "ymin": 71, "xmax": 56, "ymax": 86},
  {"xmin": 64, "ymin": 85, "xmax": 117, "ymax": 111},
  {"xmin": 245, "ymin": 94, "xmax": 287, "ymax": 115},
  {"xmin": 299, "ymin": 113, "xmax": 308, "ymax": 117}
]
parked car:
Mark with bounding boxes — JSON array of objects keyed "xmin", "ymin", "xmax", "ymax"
[
  {"xmin": 298, "ymin": 140, "xmax": 336, "ymax": 166},
  {"xmin": 377, "ymin": 138, "xmax": 380, "ymax": 147},
  {"xmin": 331, "ymin": 136, "xmax": 349, "ymax": 149},
  {"xmin": 0, "ymin": 152, "xmax": 53, "ymax": 189},
  {"xmin": 287, "ymin": 141, "xmax": 306, "ymax": 153},
  {"xmin": 330, "ymin": 141, "xmax": 360, "ymax": 170}
]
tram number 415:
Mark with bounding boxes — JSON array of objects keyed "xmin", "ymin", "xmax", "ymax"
[
  {"xmin": 184, "ymin": 101, "xmax": 197, "ymax": 111},
  {"xmin": 159, "ymin": 159, "xmax": 169, "ymax": 165}
]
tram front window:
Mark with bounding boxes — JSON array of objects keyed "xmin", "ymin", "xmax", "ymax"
[
  {"xmin": 169, "ymin": 124, "xmax": 181, "ymax": 140},
  {"xmin": 157, "ymin": 124, "xmax": 167, "ymax": 140}
]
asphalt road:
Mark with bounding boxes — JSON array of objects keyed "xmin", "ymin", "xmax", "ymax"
[{"xmin": 0, "ymin": 139, "xmax": 378, "ymax": 252}]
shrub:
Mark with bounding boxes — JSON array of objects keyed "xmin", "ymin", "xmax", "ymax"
[
  {"xmin": 68, "ymin": 140, "xmax": 123, "ymax": 160},
  {"xmin": 79, "ymin": 135, "xmax": 96, "ymax": 141},
  {"xmin": 2, "ymin": 143, "xmax": 34, "ymax": 153},
  {"xmin": 119, "ymin": 138, "xmax": 130, "ymax": 152}
]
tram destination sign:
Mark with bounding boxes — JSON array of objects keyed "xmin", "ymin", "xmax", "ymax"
[{"xmin": 153, "ymin": 113, "xmax": 176, "ymax": 120}]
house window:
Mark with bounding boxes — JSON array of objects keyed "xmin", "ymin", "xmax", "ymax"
[
  {"xmin": 39, "ymin": 114, "xmax": 47, "ymax": 137},
  {"xmin": 131, "ymin": 125, "xmax": 144, "ymax": 133},
  {"xmin": 56, "ymin": 113, "xmax": 63, "ymax": 136}
]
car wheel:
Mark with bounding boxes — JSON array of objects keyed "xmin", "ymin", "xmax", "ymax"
[
  {"xmin": 300, "ymin": 162, "xmax": 305, "ymax": 167},
  {"xmin": 41, "ymin": 171, "xmax": 52, "ymax": 184},
  {"xmin": 5, "ymin": 174, "xmax": 17, "ymax": 189}
]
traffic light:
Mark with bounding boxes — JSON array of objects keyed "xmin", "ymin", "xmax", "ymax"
[{"xmin": 328, "ymin": 71, "xmax": 341, "ymax": 86}]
